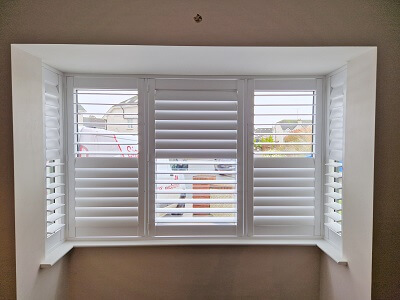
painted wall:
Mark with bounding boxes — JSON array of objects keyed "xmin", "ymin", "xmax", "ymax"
[
  {"xmin": 1, "ymin": 1, "xmax": 399, "ymax": 299},
  {"xmin": 68, "ymin": 246, "xmax": 320, "ymax": 299}
]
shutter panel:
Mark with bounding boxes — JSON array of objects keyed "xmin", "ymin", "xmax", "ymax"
[
  {"xmin": 72, "ymin": 87, "xmax": 141, "ymax": 237},
  {"xmin": 325, "ymin": 71, "xmax": 346, "ymax": 236},
  {"xmin": 252, "ymin": 81, "xmax": 319, "ymax": 236},
  {"xmin": 150, "ymin": 79, "xmax": 243, "ymax": 236},
  {"xmin": 44, "ymin": 68, "xmax": 65, "ymax": 238}
]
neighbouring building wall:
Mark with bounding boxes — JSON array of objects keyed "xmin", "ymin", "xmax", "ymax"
[{"xmin": 0, "ymin": 1, "xmax": 399, "ymax": 300}]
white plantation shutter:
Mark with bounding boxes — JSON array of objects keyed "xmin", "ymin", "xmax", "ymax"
[
  {"xmin": 149, "ymin": 79, "xmax": 243, "ymax": 236},
  {"xmin": 253, "ymin": 158, "xmax": 316, "ymax": 235},
  {"xmin": 74, "ymin": 157, "xmax": 139, "ymax": 236},
  {"xmin": 61, "ymin": 76, "xmax": 337, "ymax": 240},
  {"xmin": 44, "ymin": 68, "xmax": 65, "ymax": 241},
  {"xmin": 251, "ymin": 79, "xmax": 322, "ymax": 236},
  {"xmin": 325, "ymin": 71, "xmax": 346, "ymax": 237},
  {"xmin": 68, "ymin": 77, "xmax": 142, "ymax": 238}
]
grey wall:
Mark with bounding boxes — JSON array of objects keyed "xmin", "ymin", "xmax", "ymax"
[{"xmin": 1, "ymin": 1, "xmax": 399, "ymax": 299}]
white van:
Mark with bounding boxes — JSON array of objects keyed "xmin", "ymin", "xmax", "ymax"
[{"xmin": 77, "ymin": 126, "xmax": 139, "ymax": 158}]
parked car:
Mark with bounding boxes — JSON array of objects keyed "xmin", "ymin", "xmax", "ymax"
[{"xmin": 214, "ymin": 159, "xmax": 236, "ymax": 175}]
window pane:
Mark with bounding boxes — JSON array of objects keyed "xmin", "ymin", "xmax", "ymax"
[
  {"xmin": 254, "ymin": 91, "xmax": 315, "ymax": 157},
  {"xmin": 74, "ymin": 90, "xmax": 138, "ymax": 157}
]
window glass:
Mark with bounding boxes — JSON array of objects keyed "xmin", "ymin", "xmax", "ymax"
[
  {"xmin": 74, "ymin": 90, "xmax": 138, "ymax": 157},
  {"xmin": 254, "ymin": 91, "xmax": 315, "ymax": 157}
]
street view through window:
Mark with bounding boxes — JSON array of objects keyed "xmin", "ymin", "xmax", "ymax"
[{"xmin": 254, "ymin": 91, "xmax": 315, "ymax": 157}]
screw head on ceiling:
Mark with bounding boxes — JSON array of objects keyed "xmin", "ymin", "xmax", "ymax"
[{"xmin": 194, "ymin": 14, "xmax": 203, "ymax": 23}]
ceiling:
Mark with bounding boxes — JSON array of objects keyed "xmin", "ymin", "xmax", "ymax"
[{"xmin": 13, "ymin": 44, "xmax": 373, "ymax": 76}]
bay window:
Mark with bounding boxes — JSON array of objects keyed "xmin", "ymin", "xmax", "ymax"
[
  {"xmin": 7, "ymin": 48, "xmax": 380, "ymax": 300},
  {"xmin": 11, "ymin": 45, "xmax": 377, "ymax": 270},
  {"xmin": 60, "ymin": 76, "xmax": 330, "ymax": 240}
]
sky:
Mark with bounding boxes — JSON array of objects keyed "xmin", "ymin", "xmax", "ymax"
[{"xmin": 254, "ymin": 91, "xmax": 315, "ymax": 127}]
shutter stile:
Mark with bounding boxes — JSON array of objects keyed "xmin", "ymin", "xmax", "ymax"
[
  {"xmin": 252, "ymin": 85, "xmax": 318, "ymax": 236},
  {"xmin": 73, "ymin": 88, "xmax": 140, "ymax": 237},
  {"xmin": 151, "ymin": 79, "xmax": 242, "ymax": 236},
  {"xmin": 44, "ymin": 69, "xmax": 65, "ymax": 237},
  {"xmin": 324, "ymin": 71, "xmax": 346, "ymax": 236}
]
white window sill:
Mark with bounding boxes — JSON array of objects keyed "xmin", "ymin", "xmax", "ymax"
[
  {"xmin": 40, "ymin": 238, "xmax": 347, "ymax": 269},
  {"xmin": 41, "ymin": 242, "xmax": 74, "ymax": 268}
]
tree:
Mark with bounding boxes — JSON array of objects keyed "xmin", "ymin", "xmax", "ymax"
[{"xmin": 254, "ymin": 135, "xmax": 274, "ymax": 151}]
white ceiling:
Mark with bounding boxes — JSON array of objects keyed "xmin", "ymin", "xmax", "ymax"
[{"xmin": 13, "ymin": 44, "xmax": 373, "ymax": 76}]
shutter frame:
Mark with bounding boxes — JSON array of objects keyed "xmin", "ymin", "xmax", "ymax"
[
  {"xmin": 149, "ymin": 78, "xmax": 244, "ymax": 236},
  {"xmin": 251, "ymin": 79, "xmax": 321, "ymax": 237},
  {"xmin": 67, "ymin": 77, "xmax": 142, "ymax": 238}
]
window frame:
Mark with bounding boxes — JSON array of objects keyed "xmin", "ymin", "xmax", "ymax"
[
  {"xmin": 147, "ymin": 78, "xmax": 245, "ymax": 237},
  {"xmin": 64, "ymin": 75, "xmax": 325, "ymax": 240},
  {"xmin": 247, "ymin": 78, "xmax": 324, "ymax": 237},
  {"xmin": 65, "ymin": 76, "xmax": 146, "ymax": 239}
]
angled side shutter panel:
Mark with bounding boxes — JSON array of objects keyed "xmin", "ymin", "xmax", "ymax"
[
  {"xmin": 44, "ymin": 68, "xmax": 65, "ymax": 237},
  {"xmin": 328, "ymin": 73, "xmax": 345, "ymax": 162},
  {"xmin": 151, "ymin": 79, "xmax": 242, "ymax": 236},
  {"xmin": 325, "ymin": 71, "xmax": 346, "ymax": 236}
]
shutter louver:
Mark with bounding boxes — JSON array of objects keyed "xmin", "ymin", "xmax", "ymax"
[
  {"xmin": 74, "ymin": 157, "xmax": 139, "ymax": 237},
  {"xmin": 151, "ymin": 79, "xmax": 242, "ymax": 236},
  {"xmin": 325, "ymin": 71, "xmax": 346, "ymax": 235},
  {"xmin": 44, "ymin": 69, "xmax": 65, "ymax": 237},
  {"xmin": 73, "ymin": 88, "xmax": 140, "ymax": 237},
  {"xmin": 253, "ymin": 158, "xmax": 315, "ymax": 235},
  {"xmin": 252, "ymin": 83, "xmax": 318, "ymax": 236}
]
